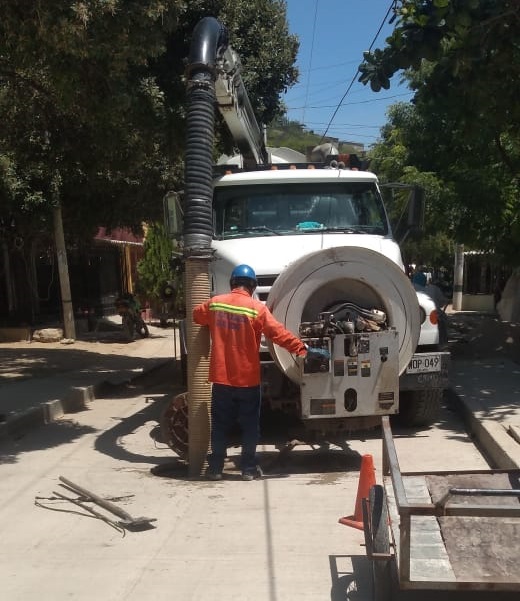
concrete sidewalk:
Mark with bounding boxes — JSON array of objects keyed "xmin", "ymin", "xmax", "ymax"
[
  {"xmin": 0, "ymin": 321, "xmax": 180, "ymax": 441},
  {"xmin": 450, "ymin": 357, "xmax": 520, "ymax": 468},
  {"xmin": 1, "ymin": 314, "xmax": 519, "ymax": 468},
  {"xmin": 446, "ymin": 310, "xmax": 520, "ymax": 468}
]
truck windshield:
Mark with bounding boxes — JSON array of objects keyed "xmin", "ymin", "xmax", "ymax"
[{"xmin": 213, "ymin": 181, "xmax": 388, "ymax": 238}]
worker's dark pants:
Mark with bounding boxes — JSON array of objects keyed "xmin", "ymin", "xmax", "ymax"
[{"xmin": 208, "ymin": 383, "xmax": 261, "ymax": 475}]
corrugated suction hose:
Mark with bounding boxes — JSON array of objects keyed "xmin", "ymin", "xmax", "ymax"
[
  {"xmin": 185, "ymin": 258, "xmax": 212, "ymax": 476},
  {"xmin": 183, "ymin": 72, "xmax": 215, "ymax": 476},
  {"xmin": 184, "ymin": 84, "xmax": 215, "ymax": 251}
]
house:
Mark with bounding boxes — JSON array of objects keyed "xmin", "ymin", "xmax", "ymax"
[{"xmin": 0, "ymin": 227, "xmax": 143, "ymax": 330}]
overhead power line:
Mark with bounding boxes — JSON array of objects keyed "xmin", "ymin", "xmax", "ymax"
[
  {"xmin": 319, "ymin": 1, "xmax": 396, "ymax": 143},
  {"xmin": 288, "ymin": 91, "xmax": 413, "ymax": 111},
  {"xmin": 301, "ymin": 0, "xmax": 319, "ymax": 125}
]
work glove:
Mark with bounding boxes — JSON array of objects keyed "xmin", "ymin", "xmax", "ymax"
[{"xmin": 305, "ymin": 345, "xmax": 330, "ymax": 360}]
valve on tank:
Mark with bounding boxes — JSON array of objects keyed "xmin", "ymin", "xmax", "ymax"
[
  {"xmin": 302, "ymin": 338, "xmax": 331, "ymax": 374},
  {"xmin": 299, "ymin": 313, "xmax": 333, "ymax": 374},
  {"xmin": 299, "ymin": 312, "xmax": 336, "ymax": 338}
]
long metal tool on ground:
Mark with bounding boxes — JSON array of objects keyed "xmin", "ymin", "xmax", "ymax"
[
  {"xmin": 53, "ymin": 490, "xmax": 125, "ymax": 534},
  {"xmin": 59, "ymin": 475, "xmax": 157, "ymax": 531}
]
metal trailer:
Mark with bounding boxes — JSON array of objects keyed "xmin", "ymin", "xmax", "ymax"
[{"xmin": 363, "ymin": 416, "xmax": 520, "ymax": 600}]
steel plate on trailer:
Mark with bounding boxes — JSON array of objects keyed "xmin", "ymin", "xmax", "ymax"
[{"xmin": 427, "ymin": 473, "xmax": 520, "ymax": 585}]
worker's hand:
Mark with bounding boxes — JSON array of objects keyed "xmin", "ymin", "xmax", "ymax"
[{"xmin": 305, "ymin": 345, "xmax": 330, "ymax": 360}]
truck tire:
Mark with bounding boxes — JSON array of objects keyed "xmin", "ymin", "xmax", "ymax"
[
  {"xmin": 160, "ymin": 392, "xmax": 189, "ymax": 459},
  {"xmin": 369, "ymin": 484, "xmax": 392, "ymax": 601},
  {"xmin": 398, "ymin": 388, "xmax": 442, "ymax": 427}
]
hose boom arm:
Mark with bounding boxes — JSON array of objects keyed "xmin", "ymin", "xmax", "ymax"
[{"xmin": 215, "ymin": 46, "xmax": 268, "ymax": 168}]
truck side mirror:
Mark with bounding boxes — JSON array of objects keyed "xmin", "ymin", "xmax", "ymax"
[
  {"xmin": 163, "ymin": 191, "xmax": 183, "ymax": 239},
  {"xmin": 408, "ymin": 186, "xmax": 425, "ymax": 231}
]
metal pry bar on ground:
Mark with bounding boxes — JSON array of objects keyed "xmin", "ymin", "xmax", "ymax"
[
  {"xmin": 52, "ymin": 490, "xmax": 125, "ymax": 534},
  {"xmin": 59, "ymin": 475, "xmax": 157, "ymax": 531}
]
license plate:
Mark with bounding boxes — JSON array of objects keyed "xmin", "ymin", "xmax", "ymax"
[{"xmin": 406, "ymin": 353, "xmax": 442, "ymax": 374}]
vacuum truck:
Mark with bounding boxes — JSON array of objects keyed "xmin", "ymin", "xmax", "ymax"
[{"xmin": 162, "ymin": 17, "xmax": 449, "ymax": 460}]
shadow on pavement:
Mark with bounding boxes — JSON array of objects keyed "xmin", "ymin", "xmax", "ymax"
[
  {"xmin": 329, "ymin": 555, "xmax": 371, "ymax": 601},
  {"xmin": 0, "ymin": 344, "xmax": 168, "ymax": 383},
  {"xmin": 344, "ymin": 555, "xmax": 518, "ymax": 601},
  {"xmin": 94, "ymin": 397, "xmax": 172, "ymax": 466},
  {"xmin": 0, "ymin": 420, "xmax": 97, "ymax": 464}
]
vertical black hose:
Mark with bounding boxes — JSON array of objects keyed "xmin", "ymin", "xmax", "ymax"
[
  {"xmin": 184, "ymin": 16, "xmax": 227, "ymax": 253},
  {"xmin": 184, "ymin": 83, "xmax": 216, "ymax": 252}
]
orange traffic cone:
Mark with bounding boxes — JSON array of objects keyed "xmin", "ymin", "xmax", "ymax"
[{"xmin": 338, "ymin": 454, "xmax": 376, "ymax": 530}]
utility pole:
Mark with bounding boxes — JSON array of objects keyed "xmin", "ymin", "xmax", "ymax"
[
  {"xmin": 53, "ymin": 204, "xmax": 76, "ymax": 340},
  {"xmin": 1, "ymin": 239, "xmax": 15, "ymax": 314},
  {"xmin": 452, "ymin": 244, "xmax": 464, "ymax": 311}
]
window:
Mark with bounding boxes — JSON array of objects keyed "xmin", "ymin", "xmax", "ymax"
[{"xmin": 214, "ymin": 182, "xmax": 388, "ymax": 238}]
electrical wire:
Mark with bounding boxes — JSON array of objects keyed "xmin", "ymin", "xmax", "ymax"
[
  {"xmin": 290, "ymin": 91, "xmax": 413, "ymax": 110},
  {"xmin": 319, "ymin": 0, "xmax": 397, "ymax": 143},
  {"xmin": 301, "ymin": 0, "xmax": 319, "ymax": 125}
]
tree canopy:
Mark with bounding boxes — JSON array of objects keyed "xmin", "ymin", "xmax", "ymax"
[
  {"xmin": 0, "ymin": 0, "xmax": 298, "ymax": 244},
  {"xmin": 361, "ymin": 0, "xmax": 520, "ymax": 263}
]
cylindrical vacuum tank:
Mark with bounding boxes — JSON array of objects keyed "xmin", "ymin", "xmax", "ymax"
[{"xmin": 266, "ymin": 246, "xmax": 420, "ymax": 383}]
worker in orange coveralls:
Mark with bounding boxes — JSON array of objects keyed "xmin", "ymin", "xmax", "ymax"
[{"xmin": 193, "ymin": 264, "xmax": 327, "ymax": 481}]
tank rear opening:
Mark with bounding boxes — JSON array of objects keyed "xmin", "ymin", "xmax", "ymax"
[{"xmin": 299, "ymin": 277, "xmax": 386, "ymax": 324}]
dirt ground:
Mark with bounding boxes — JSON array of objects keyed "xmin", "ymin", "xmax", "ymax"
[{"xmin": 447, "ymin": 309, "xmax": 520, "ymax": 365}]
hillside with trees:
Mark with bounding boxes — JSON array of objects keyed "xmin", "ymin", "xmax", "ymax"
[{"xmin": 267, "ymin": 118, "xmax": 366, "ymax": 157}]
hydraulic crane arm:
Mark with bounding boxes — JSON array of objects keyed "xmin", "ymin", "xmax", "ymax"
[{"xmin": 215, "ymin": 46, "xmax": 269, "ymax": 168}]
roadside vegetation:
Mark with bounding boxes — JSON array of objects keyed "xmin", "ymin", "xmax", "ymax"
[
  {"xmin": 358, "ymin": 0, "xmax": 520, "ymax": 268},
  {"xmin": 0, "ymin": 0, "xmax": 298, "ymax": 245}
]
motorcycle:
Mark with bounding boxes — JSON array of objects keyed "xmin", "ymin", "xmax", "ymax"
[{"xmin": 115, "ymin": 294, "xmax": 150, "ymax": 340}]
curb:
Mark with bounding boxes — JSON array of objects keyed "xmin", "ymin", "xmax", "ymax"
[
  {"xmin": 0, "ymin": 381, "xmax": 104, "ymax": 442},
  {"xmin": 449, "ymin": 387, "xmax": 520, "ymax": 469},
  {"xmin": 0, "ymin": 359, "xmax": 174, "ymax": 443}
]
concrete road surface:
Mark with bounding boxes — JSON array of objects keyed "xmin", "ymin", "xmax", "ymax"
[{"xmin": 2, "ymin": 364, "xmax": 517, "ymax": 601}]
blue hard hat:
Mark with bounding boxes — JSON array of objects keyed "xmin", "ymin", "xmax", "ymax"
[{"xmin": 230, "ymin": 264, "xmax": 257, "ymax": 286}]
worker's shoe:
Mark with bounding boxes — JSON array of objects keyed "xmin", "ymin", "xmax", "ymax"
[
  {"xmin": 206, "ymin": 471, "xmax": 223, "ymax": 481},
  {"xmin": 241, "ymin": 467, "xmax": 263, "ymax": 481}
]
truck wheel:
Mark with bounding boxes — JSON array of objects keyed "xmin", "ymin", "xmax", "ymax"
[
  {"xmin": 398, "ymin": 388, "xmax": 442, "ymax": 427},
  {"xmin": 369, "ymin": 484, "xmax": 392, "ymax": 601},
  {"xmin": 160, "ymin": 392, "xmax": 188, "ymax": 460}
]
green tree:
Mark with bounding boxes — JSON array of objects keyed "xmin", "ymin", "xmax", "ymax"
[
  {"xmin": 360, "ymin": 1, "xmax": 520, "ymax": 263},
  {"xmin": 136, "ymin": 222, "xmax": 179, "ymax": 309},
  {"xmin": 0, "ymin": 0, "xmax": 298, "ymax": 240},
  {"xmin": 0, "ymin": 1, "xmax": 299, "ymax": 321},
  {"xmin": 0, "ymin": 1, "xmax": 182, "ymax": 241}
]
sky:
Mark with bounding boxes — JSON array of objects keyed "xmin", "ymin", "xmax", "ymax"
[{"xmin": 283, "ymin": 0, "xmax": 414, "ymax": 148}]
